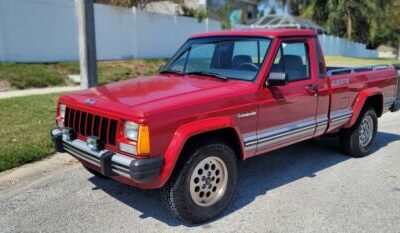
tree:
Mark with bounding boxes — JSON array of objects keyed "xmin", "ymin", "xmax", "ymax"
[
  {"xmin": 385, "ymin": 0, "xmax": 400, "ymax": 59},
  {"xmin": 217, "ymin": 3, "xmax": 233, "ymax": 30},
  {"xmin": 325, "ymin": 0, "xmax": 375, "ymax": 41},
  {"xmin": 269, "ymin": 5, "xmax": 277, "ymax": 14},
  {"xmin": 289, "ymin": 0, "xmax": 301, "ymax": 15},
  {"xmin": 301, "ymin": 0, "xmax": 392, "ymax": 48}
]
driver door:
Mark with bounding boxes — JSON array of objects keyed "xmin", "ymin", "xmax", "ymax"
[{"xmin": 255, "ymin": 37, "xmax": 319, "ymax": 155}]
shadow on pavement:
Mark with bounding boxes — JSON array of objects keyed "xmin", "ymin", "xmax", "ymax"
[{"xmin": 88, "ymin": 131, "xmax": 400, "ymax": 227}]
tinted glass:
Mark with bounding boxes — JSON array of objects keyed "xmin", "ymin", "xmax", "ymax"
[{"xmin": 165, "ymin": 37, "xmax": 272, "ymax": 81}]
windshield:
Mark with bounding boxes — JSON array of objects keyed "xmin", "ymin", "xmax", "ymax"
[{"xmin": 162, "ymin": 36, "xmax": 272, "ymax": 81}]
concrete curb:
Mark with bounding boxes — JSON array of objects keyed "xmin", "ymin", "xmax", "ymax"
[{"xmin": 0, "ymin": 153, "xmax": 79, "ymax": 196}]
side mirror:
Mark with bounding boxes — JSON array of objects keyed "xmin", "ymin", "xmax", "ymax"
[
  {"xmin": 266, "ymin": 72, "xmax": 288, "ymax": 86},
  {"xmin": 158, "ymin": 65, "xmax": 165, "ymax": 72}
]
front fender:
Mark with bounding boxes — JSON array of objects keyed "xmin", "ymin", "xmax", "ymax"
[
  {"xmin": 347, "ymin": 87, "xmax": 383, "ymax": 127},
  {"xmin": 157, "ymin": 116, "xmax": 244, "ymax": 187}
]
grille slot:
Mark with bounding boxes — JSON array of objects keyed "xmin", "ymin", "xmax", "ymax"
[{"xmin": 64, "ymin": 107, "xmax": 118, "ymax": 146}]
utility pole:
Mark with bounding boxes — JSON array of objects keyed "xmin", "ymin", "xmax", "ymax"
[{"xmin": 76, "ymin": 0, "xmax": 98, "ymax": 89}]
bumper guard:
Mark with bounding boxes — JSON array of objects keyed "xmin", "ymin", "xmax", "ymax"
[{"xmin": 50, "ymin": 128, "xmax": 163, "ymax": 183}]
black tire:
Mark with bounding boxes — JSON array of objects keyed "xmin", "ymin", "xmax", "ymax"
[
  {"xmin": 83, "ymin": 165, "xmax": 108, "ymax": 179},
  {"xmin": 161, "ymin": 140, "xmax": 238, "ymax": 224},
  {"xmin": 340, "ymin": 108, "xmax": 378, "ymax": 157}
]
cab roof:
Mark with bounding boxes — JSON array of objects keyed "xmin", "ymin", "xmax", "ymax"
[{"xmin": 190, "ymin": 29, "xmax": 317, "ymax": 39}]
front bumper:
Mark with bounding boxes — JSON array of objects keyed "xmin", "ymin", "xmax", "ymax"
[{"xmin": 50, "ymin": 128, "xmax": 163, "ymax": 183}]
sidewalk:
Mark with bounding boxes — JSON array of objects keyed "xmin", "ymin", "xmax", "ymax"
[{"xmin": 0, "ymin": 86, "xmax": 81, "ymax": 99}]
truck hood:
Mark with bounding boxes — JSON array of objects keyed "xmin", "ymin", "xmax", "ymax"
[{"xmin": 60, "ymin": 74, "xmax": 250, "ymax": 118}]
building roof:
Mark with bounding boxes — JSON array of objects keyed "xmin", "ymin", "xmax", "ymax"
[
  {"xmin": 191, "ymin": 29, "xmax": 317, "ymax": 39},
  {"xmin": 248, "ymin": 14, "xmax": 326, "ymax": 34}
]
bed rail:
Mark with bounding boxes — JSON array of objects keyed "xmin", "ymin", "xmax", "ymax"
[{"xmin": 327, "ymin": 64, "xmax": 394, "ymax": 76}]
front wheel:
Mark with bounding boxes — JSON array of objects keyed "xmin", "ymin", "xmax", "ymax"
[
  {"xmin": 340, "ymin": 108, "xmax": 378, "ymax": 157},
  {"xmin": 162, "ymin": 141, "xmax": 238, "ymax": 224}
]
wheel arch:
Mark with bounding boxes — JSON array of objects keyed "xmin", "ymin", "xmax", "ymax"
[
  {"xmin": 158, "ymin": 117, "xmax": 244, "ymax": 187},
  {"xmin": 347, "ymin": 88, "xmax": 383, "ymax": 127}
]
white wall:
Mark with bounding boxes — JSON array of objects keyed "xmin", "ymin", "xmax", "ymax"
[
  {"xmin": 0, "ymin": 0, "xmax": 221, "ymax": 62},
  {"xmin": 0, "ymin": 0, "xmax": 377, "ymax": 62},
  {"xmin": 0, "ymin": 0, "xmax": 79, "ymax": 62}
]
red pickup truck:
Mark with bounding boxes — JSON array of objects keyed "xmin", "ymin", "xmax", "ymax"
[{"xmin": 51, "ymin": 29, "xmax": 400, "ymax": 223}]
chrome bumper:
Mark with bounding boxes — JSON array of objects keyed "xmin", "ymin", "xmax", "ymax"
[{"xmin": 50, "ymin": 128, "xmax": 163, "ymax": 183}]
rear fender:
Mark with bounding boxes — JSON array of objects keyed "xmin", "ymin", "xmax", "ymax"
[
  {"xmin": 158, "ymin": 117, "xmax": 244, "ymax": 187},
  {"xmin": 347, "ymin": 88, "xmax": 383, "ymax": 127}
]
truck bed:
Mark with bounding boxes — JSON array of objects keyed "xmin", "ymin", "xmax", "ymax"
[{"xmin": 326, "ymin": 64, "xmax": 399, "ymax": 133}]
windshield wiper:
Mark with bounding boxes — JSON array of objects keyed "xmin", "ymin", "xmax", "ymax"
[
  {"xmin": 159, "ymin": 69, "xmax": 184, "ymax": 75},
  {"xmin": 185, "ymin": 71, "xmax": 229, "ymax": 81}
]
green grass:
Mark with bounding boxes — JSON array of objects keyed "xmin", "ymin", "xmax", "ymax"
[
  {"xmin": 325, "ymin": 56, "xmax": 399, "ymax": 67},
  {"xmin": 0, "ymin": 59, "xmax": 167, "ymax": 90},
  {"xmin": 97, "ymin": 59, "xmax": 166, "ymax": 84},
  {"xmin": 0, "ymin": 93, "xmax": 59, "ymax": 172},
  {"xmin": 0, "ymin": 63, "xmax": 65, "ymax": 89}
]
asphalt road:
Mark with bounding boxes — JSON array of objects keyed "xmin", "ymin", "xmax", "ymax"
[{"xmin": 1, "ymin": 113, "xmax": 400, "ymax": 233}]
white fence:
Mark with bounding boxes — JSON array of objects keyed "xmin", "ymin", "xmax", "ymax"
[
  {"xmin": 318, "ymin": 34, "xmax": 377, "ymax": 58},
  {"xmin": 0, "ymin": 0, "xmax": 377, "ymax": 63},
  {"xmin": 0, "ymin": 0, "xmax": 221, "ymax": 62}
]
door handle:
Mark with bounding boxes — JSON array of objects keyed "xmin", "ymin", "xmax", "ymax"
[{"xmin": 304, "ymin": 84, "xmax": 318, "ymax": 95}]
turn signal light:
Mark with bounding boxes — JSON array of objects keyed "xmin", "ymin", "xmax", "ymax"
[{"xmin": 137, "ymin": 125, "xmax": 150, "ymax": 155}]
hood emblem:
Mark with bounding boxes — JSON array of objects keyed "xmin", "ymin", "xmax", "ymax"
[{"xmin": 85, "ymin": 98, "xmax": 96, "ymax": 105}]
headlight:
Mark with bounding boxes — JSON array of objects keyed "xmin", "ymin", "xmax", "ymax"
[
  {"xmin": 124, "ymin": 121, "xmax": 139, "ymax": 141},
  {"xmin": 59, "ymin": 104, "xmax": 66, "ymax": 118}
]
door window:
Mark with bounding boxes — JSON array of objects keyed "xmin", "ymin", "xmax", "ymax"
[{"xmin": 271, "ymin": 41, "xmax": 311, "ymax": 82}]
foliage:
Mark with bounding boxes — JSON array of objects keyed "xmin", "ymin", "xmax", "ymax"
[
  {"xmin": 0, "ymin": 63, "xmax": 65, "ymax": 89},
  {"xmin": 292, "ymin": 0, "xmax": 400, "ymax": 52},
  {"xmin": 217, "ymin": 3, "xmax": 233, "ymax": 30},
  {"xmin": 94, "ymin": 0, "xmax": 173, "ymax": 9},
  {"xmin": 195, "ymin": 9, "xmax": 208, "ymax": 23},
  {"xmin": 269, "ymin": 5, "xmax": 277, "ymax": 14},
  {"xmin": 181, "ymin": 6, "xmax": 208, "ymax": 23}
]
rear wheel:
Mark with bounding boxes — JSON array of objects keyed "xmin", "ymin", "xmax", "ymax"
[
  {"xmin": 340, "ymin": 108, "xmax": 378, "ymax": 157},
  {"xmin": 162, "ymin": 141, "xmax": 238, "ymax": 224}
]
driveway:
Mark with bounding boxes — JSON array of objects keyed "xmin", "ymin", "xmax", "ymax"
[{"xmin": 1, "ymin": 113, "xmax": 400, "ymax": 233}]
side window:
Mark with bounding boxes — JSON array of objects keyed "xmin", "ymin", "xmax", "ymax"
[
  {"xmin": 271, "ymin": 48, "xmax": 284, "ymax": 73},
  {"xmin": 276, "ymin": 41, "xmax": 310, "ymax": 82}
]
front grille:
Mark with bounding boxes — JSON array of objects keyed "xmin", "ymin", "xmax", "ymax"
[{"xmin": 64, "ymin": 107, "xmax": 118, "ymax": 146}]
